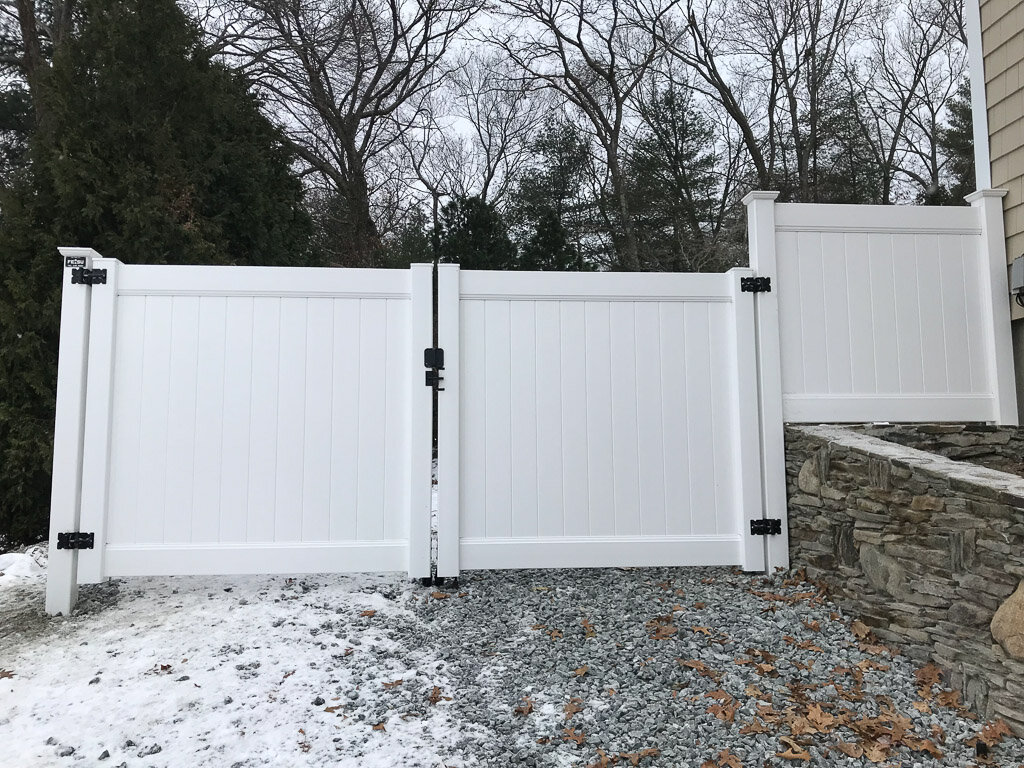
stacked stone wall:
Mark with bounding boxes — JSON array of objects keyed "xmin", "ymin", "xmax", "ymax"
[
  {"xmin": 786, "ymin": 425, "xmax": 1024, "ymax": 733},
  {"xmin": 853, "ymin": 423, "xmax": 1024, "ymax": 479}
]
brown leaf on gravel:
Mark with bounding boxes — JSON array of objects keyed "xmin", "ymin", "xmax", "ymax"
[
  {"xmin": 693, "ymin": 601, "xmax": 706, "ymax": 609},
  {"xmin": 0, "ymin": 669, "xmax": 14, "ymax": 679},
  {"xmin": 691, "ymin": 626, "xmax": 712, "ymax": 635},
  {"xmin": 582, "ymin": 618, "xmax": 597, "ymax": 638},
  {"xmin": 574, "ymin": 665, "xmax": 589, "ymax": 677},
  {"xmin": 970, "ymin": 720, "xmax": 1014, "ymax": 748},
  {"xmin": 931, "ymin": 724, "xmax": 947, "ymax": 744},
  {"xmin": 915, "ymin": 662, "xmax": 942, "ymax": 699},
  {"xmin": 856, "ymin": 659, "xmax": 889, "ymax": 673},
  {"xmin": 549, "ymin": 629, "xmax": 564, "ymax": 640},
  {"xmin": 850, "ymin": 620, "xmax": 871, "ymax": 638},
  {"xmin": 834, "ymin": 742, "xmax": 863, "ymax": 758},
  {"xmin": 861, "ymin": 741, "xmax": 889, "ymax": 763},
  {"xmin": 775, "ymin": 736, "xmax": 811, "ymax": 762},
  {"xmin": 562, "ymin": 728, "xmax": 585, "ymax": 745},
  {"xmin": 514, "ymin": 697, "xmax": 534, "ymax": 716},
  {"xmin": 564, "ymin": 697, "xmax": 584, "ymax": 720},
  {"xmin": 619, "ymin": 748, "xmax": 660, "ymax": 765},
  {"xmin": 382, "ymin": 679, "xmax": 403, "ymax": 689},
  {"xmin": 715, "ymin": 749, "xmax": 742, "ymax": 768},
  {"xmin": 706, "ymin": 692, "xmax": 739, "ymax": 723},
  {"xmin": 324, "ymin": 705, "xmax": 344, "ymax": 713},
  {"xmin": 802, "ymin": 619, "xmax": 821, "ymax": 632},
  {"xmin": 912, "ymin": 700, "xmax": 930, "ymax": 713},
  {"xmin": 739, "ymin": 718, "xmax": 771, "ymax": 734},
  {"xmin": 680, "ymin": 659, "xmax": 722, "ymax": 682},
  {"xmin": 806, "ymin": 703, "xmax": 836, "ymax": 732},
  {"xmin": 430, "ymin": 592, "xmax": 450, "ymax": 600},
  {"xmin": 904, "ymin": 736, "xmax": 943, "ymax": 758},
  {"xmin": 372, "ymin": 722, "xmax": 386, "ymax": 731},
  {"xmin": 427, "ymin": 686, "xmax": 451, "ymax": 705},
  {"xmin": 744, "ymin": 684, "xmax": 769, "ymax": 700},
  {"xmin": 360, "ymin": 610, "xmax": 376, "ymax": 617}
]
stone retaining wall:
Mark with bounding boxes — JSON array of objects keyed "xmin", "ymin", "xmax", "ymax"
[
  {"xmin": 853, "ymin": 423, "xmax": 1024, "ymax": 479},
  {"xmin": 786, "ymin": 425, "xmax": 1024, "ymax": 732}
]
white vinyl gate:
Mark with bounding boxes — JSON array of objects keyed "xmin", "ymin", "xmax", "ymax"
[
  {"xmin": 434, "ymin": 266, "xmax": 767, "ymax": 576},
  {"xmin": 46, "ymin": 190, "xmax": 1018, "ymax": 614}
]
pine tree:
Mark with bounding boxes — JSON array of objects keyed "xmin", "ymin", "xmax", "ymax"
[
  {"xmin": 437, "ymin": 196, "xmax": 517, "ymax": 270},
  {"xmin": 0, "ymin": 0, "xmax": 313, "ymax": 545},
  {"xmin": 935, "ymin": 79, "xmax": 975, "ymax": 205}
]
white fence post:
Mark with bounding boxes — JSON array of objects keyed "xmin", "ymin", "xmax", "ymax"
[
  {"xmin": 435, "ymin": 264, "xmax": 460, "ymax": 579},
  {"xmin": 967, "ymin": 189, "xmax": 1019, "ymax": 426},
  {"xmin": 75, "ymin": 257, "xmax": 121, "ymax": 583},
  {"xmin": 45, "ymin": 248, "xmax": 100, "ymax": 615},
  {"xmin": 408, "ymin": 263, "xmax": 434, "ymax": 578},
  {"xmin": 729, "ymin": 268, "xmax": 768, "ymax": 572},
  {"xmin": 744, "ymin": 191, "xmax": 790, "ymax": 572}
]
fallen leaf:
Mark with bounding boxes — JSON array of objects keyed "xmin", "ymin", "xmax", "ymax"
[
  {"xmin": 430, "ymin": 592, "xmax": 450, "ymax": 600},
  {"xmin": 360, "ymin": 610, "xmax": 377, "ymax": 618},
  {"xmin": 427, "ymin": 686, "xmax": 452, "ymax": 705},
  {"xmin": 372, "ymin": 722, "xmax": 386, "ymax": 731},
  {"xmin": 574, "ymin": 665, "xmax": 589, "ymax": 677},
  {"xmin": 382, "ymin": 679, "xmax": 403, "ymax": 689},
  {"xmin": 694, "ymin": 602, "xmax": 706, "ymax": 609},
  {"xmin": 549, "ymin": 629, "xmax": 564, "ymax": 641},
  {"xmin": 775, "ymin": 736, "xmax": 811, "ymax": 762},
  {"xmin": 562, "ymin": 727, "xmax": 585, "ymax": 745},
  {"xmin": 850, "ymin": 620, "xmax": 871, "ymax": 639},
  {"xmin": 912, "ymin": 701, "xmax": 930, "ymax": 713},
  {"xmin": 834, "ymin": 742, "xmax": 863, "ymax": 758},
  {"xmin": 564, "ymin": 697, "xmax": 584, "ymax": 720},
  {"xmin": 581, "ymin": 618, "xmax": 597, "ymax": 638},
  {"xmin": 802, "ymin": 619, "xmax": 821, "ymax": 632},
  {"xmin": 739, "ymin": 718, "xmax": 771, "ymax": 734},
  {"xmin": 0, "ymin": 669, "xmax": 13, "ymax": 679},
  {"xmin": 974, "ymin": 720, "xmax": 1013, "ymax": 747},
  {"xmin": 531, "ymin": 624, "xmax": 547, "ymax": 630},
  {"xmin": 514, "ymin": 696, "xmax": 534, "ymax": 716},
  {"xmin": 716, "ymin": 749, "xmax": 742, "ymax": 768},
  {"xmin": 691, "ymin": 626, "xmax": 712, "ymax": 635},
  {"xmin": 862, "ymin": 741, "xmax": 889, "ymax": 763},
  {"xmin": 324, "ymin": 705, "xmax": 343, "ymax": 713}
]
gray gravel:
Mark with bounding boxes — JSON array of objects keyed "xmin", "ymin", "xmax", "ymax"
[{"xmin": 5, "ymin": 565, "xmax": 1024, "ymax": 767}]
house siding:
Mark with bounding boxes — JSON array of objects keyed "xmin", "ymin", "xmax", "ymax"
[{"xmin": 980, "ymin": 0, "xmax": 1024, "ymax": 416}]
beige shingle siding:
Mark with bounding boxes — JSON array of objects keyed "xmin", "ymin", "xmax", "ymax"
[{"xmin": 981, "ymin": 0, "xmax": 1024, "ymax": 279}]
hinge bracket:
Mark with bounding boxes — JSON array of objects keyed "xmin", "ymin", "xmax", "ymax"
[
  {"xmin": 424, "ymin": 347, "xmax": 445, "ymax": 391},
  {"xmin": 71, "ymin": 268, "xmax": 107, "ymax": 285},
  {"xmin": 740, "ymin": 276, "xmax": 771, "ymax": 293},
  {"xmin": 750, "ymin": 519, "xmax": 782, "ymax": 536},
  {"xmin": 57, "ymin": 532, "xmax": 95, "ymax": 550}
]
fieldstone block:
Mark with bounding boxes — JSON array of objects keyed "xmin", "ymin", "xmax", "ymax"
[
  {"xmin": 910, "ymin": 494, "xmax": 944, "ymax": 512},
  {"xmin": 992, "ymin": 582, "xmax": 1024, "ymax": 660},
  {"xmin": 797, "ymin": 458, "xmax": 820, "ymax": 495}
]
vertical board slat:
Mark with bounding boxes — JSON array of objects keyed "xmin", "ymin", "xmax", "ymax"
[
  {"xmin": 164, "ymin": 296, "xmax": 199, "ymax": 543},
  {"xmin": 893, "ymin": 234, "xmax": 925, "ymax": 393},
  {"xmin": 484, "ymin": 301, "xmax": 512, "ymax": 538},
  {"xmin": 219, "ymin": 297, "xmax": 254, "ymax": 544},
  {"xmin": 844, "ymin": 233, "xmax": 875, "ymax": 394},
  {"xmin": 868, "ymin": 233, "xmax": 900, "ymax": 393},
  {"xmin": 302, "ymin": 298, "xmax": 334, "ymax": 541},
  {"xmin": 683, "ymin": 302, "xmax": 715, "ymax": 536},
  {"xmin": 559, "ymin": 301, "xmax": 589, "ymax": 536},
  {"xmin": 191, "ymin": 296, "xmax": 227, "ymax": 543},
  {"xmin": 608, "ymin": 301, "xmax": 640, "ymax": 536},
  {"xmin": 797, "ymin": 232, "xmax": 828, "ymax": 394},
  {"xmin": 382, "ymin": 298, "xmax": 409, "ymax": 541},
  {"xmin": 274, "ymin": 298, "xmax": 307, "ymax": 542},
  {"xmin": 916, "ymin": 235, "xmax": 948, "ymax": 392},
  {"xmin": 509, "ymin": 301, "xmax": 539, "ymax": 537},
  {"xmin": 106, "ymin": 296, "xmax": 146, "ymax": 545},
  {"xmin": 634, "ymin": 303, "xmax": 666, "ymax": 537},
  {"xmin": 583, "ymin": 302, "xmax": 615, "ymax": 537},
  {"xmin": 660, "ymin": 303, "xmax": 691, "ymax": 536},
  {"xmin": 355, "ymin": 299, "xmax": 386, "ymax": 540},
  {"xmin": 707, "ymin": 304, "xmax": 734, "ymax": 536},
  {"xmin": 937, "ymin": 237, "xmax": 972, "ymax": 393},
  {"xmin": 329, "ymin": 299, "xmax": 361, "ymax": 540},
  {"xmin": 460, "ymin": 300, "xmax": 487, "ymax": 538},
  {"xmin": 821, "ymin": 233, "xmax": 853, "ymax": 393},
  {"xmin": 247, "ymin": 297, "xmax": 281, "ymax": 542},
  {"xmin": 960, "ymin": 238, "xmax": 988, "ymax": 392},
  {"xmin": 776, "ymin": 232, "xmax": 804, "ymax": 394},
  {"xmin": 534, "ymin": 301, "xmax": 564, "ymax": 537},
  {"xmin": 136, "ymin": 297, "xmax": 173, "ymax": 544}
]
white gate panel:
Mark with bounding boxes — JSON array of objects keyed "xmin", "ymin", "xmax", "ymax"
[
  {"xmin": 438, "ymin": 268, "xmax": 766, "ymax": 573},
  {"xmin": 73, "ymin": 260, "xmax": 432, "ymax": 581}
]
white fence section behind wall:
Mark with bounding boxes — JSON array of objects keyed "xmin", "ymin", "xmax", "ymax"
[
  {"xmin": 435, "ymin": 267, "xmax": 769, "ymax": 575},
  {"xmin": 746, "ymin": 191, "xmax": 1019, "ymax": 426},
  {"xmin": 48, "ymin": 256, "xmax": 433, "ymax": 610}
]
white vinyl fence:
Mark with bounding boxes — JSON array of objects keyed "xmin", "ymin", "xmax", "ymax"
[{"xmin": 45, "ymin": 190, "xmax": 1018, "ymax": 614}]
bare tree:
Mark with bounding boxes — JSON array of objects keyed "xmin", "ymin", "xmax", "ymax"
[
  {"xmin": 493, "ymin": 0, "xmax": 665, "ymax": 270},
  {"xmin": 226, "ymin": 0, "xmax": 481, "ymax": 266}
]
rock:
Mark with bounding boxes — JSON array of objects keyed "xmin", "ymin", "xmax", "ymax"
[
  {"xmin": 948, "ymin": 601, "xmax": 991, "ymax": 627},
  {"xmin": 859, "ymin": 544, "xmax": 905, "ymax": 597},
  {"xmin": 313, "ymin": 696, "xmax": 325, "ymax": 706},
  {"xmin": 910, "ymin": 495, "xmax": 945, "ymax": 512},
  {"xmin": 137, "ymin": 744, "xmax": 161, "ymax": 757},
  {"xmin": 55, "ymin": 746, "xmax": 75, "ymax": 757},
  {"xmin": 98, "ymin": 750, "xmax": 110, "ymax": 760},
  {"xmin": 797, "ymin": 459, "xmax": 820, "ymax": 495},
  {"xmin": 46, "ymin": 737, "xmax": 57, "ymax": 746},
  {"xmin": 992, "ymin": 582, "xmax": 1024, "ymax": 660}
]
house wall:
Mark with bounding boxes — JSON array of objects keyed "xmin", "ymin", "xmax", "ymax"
[{"xmin": 979, "ymin": 0, "xmax": 1024, "ymax": 415}]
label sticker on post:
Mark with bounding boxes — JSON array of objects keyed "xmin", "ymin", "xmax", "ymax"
[{"xmin": 65, "ymin": 256, "xmax": 87, "ymax": 268}]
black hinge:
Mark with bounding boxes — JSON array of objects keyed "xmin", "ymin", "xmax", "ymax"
[
  {"xmin": 57, "ymin": 532, "xmax": 95, "ymax": 550},
  {"xmin": 71, "ymin": 268, "xmax": 107, "ymax": 285},
  {"xmin": 750, "ymin": 519, "xmax": 782, "ymax": 536},
  {"xmin": 740, "ymin": 276, "xmax": 771, "ymax": 293}
]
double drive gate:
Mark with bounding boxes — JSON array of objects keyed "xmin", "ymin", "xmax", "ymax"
[
  {"xmin": 47, "ymin": 192, "xmax": 1018, "ymax": 614},
  {"xmin": 46, "ymin": 255, "xmax": 774, "ymax": 613}
]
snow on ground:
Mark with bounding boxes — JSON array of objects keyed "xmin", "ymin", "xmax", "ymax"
[
  {"xmin": 3, "ymin": 559, "xmax": 1024, "ymax": 768},
  {"xmin": 1, "ymin": 569, "xmax": 494, "ymax": 768}
]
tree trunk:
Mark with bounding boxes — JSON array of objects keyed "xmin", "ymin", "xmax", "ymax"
[{"xmin": 608, "ymin": 159, "xmax": 640, "ymax": 271}]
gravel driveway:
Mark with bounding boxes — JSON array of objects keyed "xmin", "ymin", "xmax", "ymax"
[{"xmin": 2, "ymin": 565, "xmax": 1023, "ymax": 767}]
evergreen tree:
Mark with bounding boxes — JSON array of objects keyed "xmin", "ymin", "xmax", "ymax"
[
  {"xmin": 627, "ymin": 84, "xmax": 720, "ymax": 271},
  {"xmin": 0, "ymin": 0, "xmax": 313, "ymax": 545},
  {"xmin": 437, "ymin": 196, "xmax": 517, "ymax": 270},
  {"xmin": 934, "ymin": 79, "xmax": 975, "ymax": 205}
]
